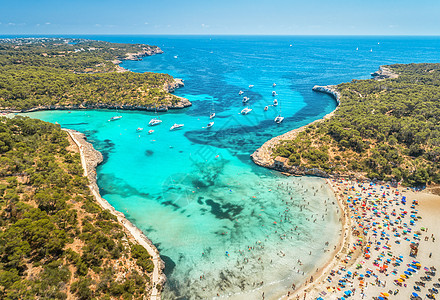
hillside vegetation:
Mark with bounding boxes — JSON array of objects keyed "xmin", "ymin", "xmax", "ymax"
[
  {"xmin": 0, "ymin": 116, "xmax": 154, "ymax": 299},
  {"xmin": 0, "ymin": 38, "xmax": 182, "ymax": 111},
  {"xmin": 274, "ymin": 63, "xmax": 440, "ymax": 186}
]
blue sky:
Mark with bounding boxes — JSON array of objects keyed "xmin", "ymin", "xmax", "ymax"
[{"xmin": 0, "ymin": 0, "xmax": 439, "ymax": 35}]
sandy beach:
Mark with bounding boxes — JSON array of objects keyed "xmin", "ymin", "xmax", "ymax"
[{"xmin": 284, "ymin": 178, "xmax": 440, "ymax": 300}]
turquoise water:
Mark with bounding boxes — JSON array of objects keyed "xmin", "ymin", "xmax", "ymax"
[{"xmin": 23, "ymin": 36, "xmax": 440, "ymax": 299}]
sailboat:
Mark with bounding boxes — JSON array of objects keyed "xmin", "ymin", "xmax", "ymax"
[
  {"xmin": 149, "ymin": 104, "xmax": 162, "ymax": 126},
  {"xmin": 274, "ymin": 100, "xmax": 284, "ymax": 123},
  {"xmin": 274, "ymin": 115, "xmax": 284, "ymax": 124}
]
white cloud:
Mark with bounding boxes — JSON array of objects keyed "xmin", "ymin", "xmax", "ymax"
[
  {"xmin": 95, "ymin": 24, "xmax": 102, "ymax": 27},
  {"xmin": 201, "ymin": 24, "xmax": 210, "ymax": 28},
  {"xmin": 45, "ymin": 22, "xmax": 51, "ymax": 25},
  {"xmin": 7, "ymin": 22, "xmax": 16, "ymax": 26},
  {"xmin": 144, "ymin": 22, "xmax": 149, "ymax": 25}
]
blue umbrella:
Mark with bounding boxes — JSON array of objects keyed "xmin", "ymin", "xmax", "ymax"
[
  {"xmin": 412, "ymin": 292, "xmax": 418, "ymax": 297},
  {"xmin": 404, "ymin": 271, "xmax": 411, "ymax": 275},
  {"xmin": 344, "ymin": 290, "xmax": 351, "ymax": 296}
]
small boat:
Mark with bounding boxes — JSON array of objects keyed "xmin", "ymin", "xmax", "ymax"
[
  {"xmin": 136, "ymin": 127, "xmax": 144, "ymax": 132},
  {"xmin": 273, "ymin": 99, "xmax": 278, "ymax": 106},
  {"xmin": 274, "ymin": 115, "xmax": 284, "ymax": 124},
  {"xmin": 174, "ymin": 55, "xmax": 178, "ymax": 58},
  {"xmin": 206, "ymin": 122, "xmax": 214, "ymax": 128},
  {"xmin": 170, "ymin": 123, "xmax": 184, "ymax": 130},
  {"xmin": 242, "ymin": 96, "xmax": 250, "ymax": 103},
  {"xmin": 264, "ymin": 106, "xmax": 268, "ymax": 111},
  {"xmin": 289, "ymin": 44, "xmax": 293, "ymax": 47},
  {"xmin": 210, "ymin": 112, "xmax": 216, "ymax": 119},
  {"xmin": 149, "ymin": 118, "xmax": 162, "ymax": 126},
  {"xmin": 370, "ymin": 48, "xmax": 373, "ymax": 52},
  {"xmin": 356, "ymin": 47, "xmax": 359, "ymax": 51},
  {"xmin": 148, "ymin": 130, "xmax": 154, "ymax": 134},
  {"xmin": 109, "ymin": 116, "xmax": 122, "ymax": 121},
  {"xmin": 273, "ymin": 83, "xmax": 276, "ymax": 87},
  {"xmin": 241, "ymin": 107, "xmax": 252, "ymax": 115},
  {"xmin": 239, "ymin": 90, "xmax": 244, "ymax": 95},
  {"xmin": 272, "ymin": 91, "xmax": 277, "ymax": 96},
  {"xmin": 249, "ymin": 85, "xmax": 254, "ymax": 88}
]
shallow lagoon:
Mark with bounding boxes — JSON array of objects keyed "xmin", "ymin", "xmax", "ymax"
[{"xmin": 24, "ymin": 35, "xmax": 440, "ymax": 298}]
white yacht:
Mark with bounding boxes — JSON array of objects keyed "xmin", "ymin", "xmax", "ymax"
[
  {"xmin": 170, "ymin": 123, "xmax": 184, "ymax": 130},
  {"xmin": 210, "ymin": 112, "xmax": 216, "ymax": 119},
  {"xmin": 136, "ymin": 127, "xmax": 144, "ymax": 132},
  {"xmin": 273, "ymin": 99, "xmax": 278, "ymax": 106},
  {"xmin": 272, "ymin": 91, "xmax": 277, "ymax": 96},
  {"xmin": 242, "ymin": 96, "xmax": 250, "ymax": 103},
  {"xmin": 238, "ymin": 90, "xmax": 244, "ymax": 95},
  {"xmin": 241, "ymin": 107, "xmax": 252, "ymax": 115},
  {"xmin": 109, "ymin": 116, "xmax": 122, "ymax": 121},
  {"xmin": 248, "ymin": 84, "xmax": 254, "ymax": 88},
  {"xmin": 148, "ymin": 129, "xmax": 154, "ymax": 134},
  {"xmin": 149, "ymin": 118, "xmax": 162, "ymax": 126},
  {"xmin": 274, "ymin": 115, "xmax": 284, "ymax": 124},
  {"xmin": 206, "ymin": 122, "xmax": 214, "ymax": 128}
]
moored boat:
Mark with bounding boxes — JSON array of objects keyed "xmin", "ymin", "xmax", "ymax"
[
  {"xmin": 149, "ymin": 118, "xmax": 162, "ymax": 126},
  {"xmin": 273, "ymin": 99, "xmax": 278, "ymax": 106},
  {"xmin": 136, "ymin": 127, "xmax": 144, "ymax": 132},
  {"xmin": 170, "ymin": 123, "xmax": 184, "ymax": 130},
  {"xmin": 273, "ymin": 83, "xmax": 276, "ymax": 87},
  {"xmin": 210, "ymin": 112, "xmax": 216, "ymax": 119},
  {"xmin": 249, "ymin": 84, "xmax": 254, "ymax": 88},
  {"xmin": 274, "ymin": 115, "xmax": 284, "ymax": 124},
  {"xmin": 148, "ymin": 129, "xmax": 154, "ymax": 134},
  {"xmin": 242, "ymin": 96, "xmax": 250, "ymax": 103},
  {"xmin": 206, "ymin": 122, "xmax": 214, "ymax": 128},
  {"xmin": 272, "ymin": 91, "xmax": 277, "ymax": 96},
  {"xmin": 109, "ymin": 116, "xmax": 122, "ymax": 121},
  {"xmin": 264, "ymin": 106, "xmax": 269, "ymax": 111},
  {"xmin": 239, "ymin": 90, "xmax": 244, "ymax": 95},
  {"xmin": 241, "ymin": 107, "xmax": 252, "ymax": 115}
]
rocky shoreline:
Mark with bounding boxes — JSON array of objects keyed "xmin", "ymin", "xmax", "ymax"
[
  {"xmin": 64, "ymin": 129, "xmax": 166, "ymax": 300},
  {"xmin": 250, "ymin": 84, "xmax": 340, "ymax": 177},
  {"xmin": 371, "ymin": 65, "xmax": 399, "ymax": 80}
]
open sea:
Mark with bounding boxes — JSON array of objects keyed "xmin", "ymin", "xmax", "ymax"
[{"xmin": 18, "ymin": 35, "xmax": 440, "ymax": 299}]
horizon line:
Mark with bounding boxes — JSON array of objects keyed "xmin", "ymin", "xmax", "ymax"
[{"xmin": 1, "ymin": 33, "xmax": 440, "ymax": 37}]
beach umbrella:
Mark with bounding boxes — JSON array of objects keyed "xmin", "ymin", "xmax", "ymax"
[
  {"xmin": 378, "ymin": 297, "xmax": 385, "ymax": 300},
  {"xmin": 412, "ymin": 292, "xmax": 419, "ymax": 297},
  {"xmin": 381, "ymin": 292, "xmax": 390, "ymax": 297},
  {"xmin": 404, "ymin": 271, "xmax": 411, "ymax": 275},
  {"xmin": 408, "ymin": 268, "xmax": 416, "ymax": 272}
]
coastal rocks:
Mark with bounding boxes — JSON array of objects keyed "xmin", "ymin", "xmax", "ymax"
[
  {"xmin": 371, "ymin": 66, "xmax": 399, "ymax": 80},
  {"xmin": 1, "ymin": 98, "xmax": 192, "ymax": 114},
  {"xmin": 124, "ymin": 46, "xmax": 164, "ymax": 61},
  {"xmin": 312, "ymin": 85, "xmax": 340, "ymax": 104},
  {"xmin": 164, "ymin": 78, "xmax": 184, "ymax": 93}
]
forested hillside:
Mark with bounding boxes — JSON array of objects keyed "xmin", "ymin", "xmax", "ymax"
[
  {"xmin": 0, "ymin": 116, "xmax": 154, "ymax": 299},
  {"xmin": 274, "ymin": 63, "xmax": 440, "ymax": 186},
  {"xmin": 0, "ymin": 38, "xmax": 184, "ymax": 111}
]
